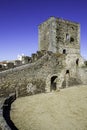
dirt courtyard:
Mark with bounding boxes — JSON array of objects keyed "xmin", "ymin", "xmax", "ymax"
[{"xmin": 11, "ymin": 85, "xmax": 87, "ymax": 130}]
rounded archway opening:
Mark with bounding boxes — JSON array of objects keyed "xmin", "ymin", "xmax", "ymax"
[{"xmin": 50, "ymin": 76, "xmax": 58, "ymax": 92}]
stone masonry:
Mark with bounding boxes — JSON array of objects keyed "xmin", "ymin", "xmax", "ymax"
[
  {"xmin": 0, "ymin": 16, "xmax": 87, "ymax": 97},
  {"xmin": 38, "ymin": 17, "xmax": 80, "ymax": 54}
]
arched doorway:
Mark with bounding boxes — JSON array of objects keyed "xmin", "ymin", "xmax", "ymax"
[{"xmin": 50, "ymin": 76, "xmax": 57, "ymax": 92}]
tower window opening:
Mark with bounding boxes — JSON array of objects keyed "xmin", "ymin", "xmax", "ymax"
[
  {"xmin": 66, "ymin": 70, "xmax": 69, "ymax": 74},
  {"xmin": 63, "ymin": 49, "xmax": 66, "ymax": 54},
  {"xmin": 71, "ymin": 27, "xmax": 74, "ymax": 30},
  {"xmin": 66, "ymin": 33, "xmax": 70, "ymax": 40},
  {"xmin": 76, "ymin": 58, "xmax": 79, "ymax": 66},
  {"xmin": 70, "ymin": 37, "xmax": 74, "ymax": 42}
]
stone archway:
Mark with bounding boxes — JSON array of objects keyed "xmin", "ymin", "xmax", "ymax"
[
  {"xmin": 46, "ymin": 74, "xmax": 58, "ymax": 92},
  {"xmin": 50, "ymin": 76, "xmax": 57, "ymax": 91}
]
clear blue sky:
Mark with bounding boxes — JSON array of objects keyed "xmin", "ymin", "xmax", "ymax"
[{"xmin": 0, "ymin": 0, "xmax": 87, "ymax": 61}]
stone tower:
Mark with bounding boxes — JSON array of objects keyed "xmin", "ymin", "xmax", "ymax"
[{"xmin": 38, "ymin": 17, "xmax": 80, "ymax": 54}]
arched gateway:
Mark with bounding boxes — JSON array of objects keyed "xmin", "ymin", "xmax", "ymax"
[{"xmin": 46, "ymin": 74, "xmax": 58, "ymax": 92}]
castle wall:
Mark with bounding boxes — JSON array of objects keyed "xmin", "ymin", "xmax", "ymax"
[
  {"xmin": 0, "ymin": 53, "xmax": 64, "ymax": 97},
  {"xmin": 0, "ymin": 52, "xmax": 86, "ymax": 97}
]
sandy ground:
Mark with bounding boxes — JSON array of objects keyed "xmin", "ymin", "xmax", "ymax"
[{"xmin": 11, "ymin": 85, "xmax": 87, "ymax": 130}]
